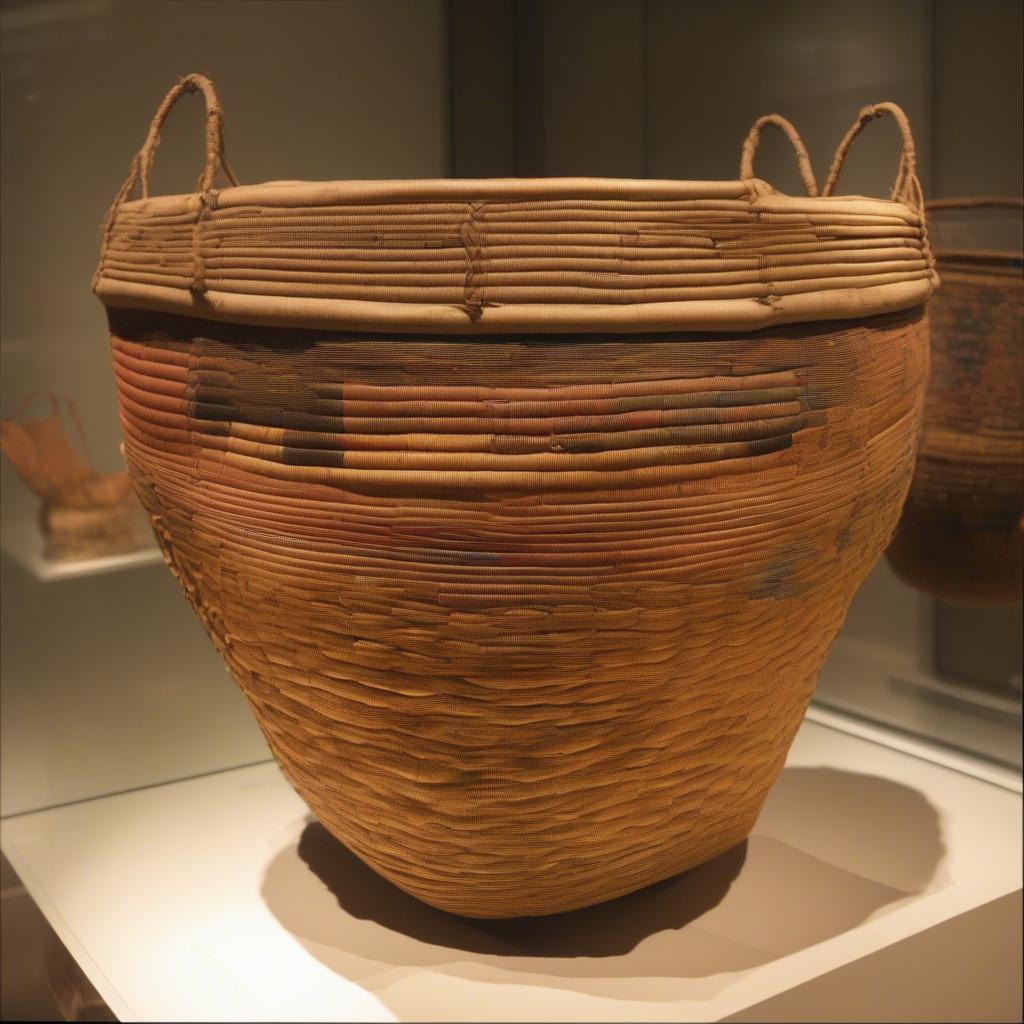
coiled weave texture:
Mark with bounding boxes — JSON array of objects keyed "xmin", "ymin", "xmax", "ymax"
[
  {"xmin": 110, "ymin": 305, "xmax": 927, "ymax": 917},
  {"xmin": 887, "ymin": 242, "xmax": 1023, "ymax": 604},
  {"xmin": 95, "ymin": 182, "xmax": 936, "ymax": 335}
]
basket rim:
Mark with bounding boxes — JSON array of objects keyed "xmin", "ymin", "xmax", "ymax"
[
  {"xmin": 94, "ymin": 175, "xmax": 938, "ymax": 335},
  {"xmin": 110, "ymin": 175, "xmax": 926, "ymax": 213},
  {"xmin": 96, "ymin": 79, "xmax": 937, "ymax": 335}
]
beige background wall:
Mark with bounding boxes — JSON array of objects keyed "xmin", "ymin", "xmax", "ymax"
[{"xmin": 454, "ymin": 0, "xmax": 933, "ymax": 194}]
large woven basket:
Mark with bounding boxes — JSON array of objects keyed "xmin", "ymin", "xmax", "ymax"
[
  {"xmin": 886, "ymin": 196, "xmax": 1023, "ymax": 605},
  {"xmin": 93, "ymin": 77, "xmax": 936, "ymax": 918}
]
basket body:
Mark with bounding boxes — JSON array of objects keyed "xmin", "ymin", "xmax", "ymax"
[
  {"xmin": 95, "ymin": 81, "xmax": 937, "ymax": 917},
  {"xmin": 108, "ymin": 304, "xmax": 927, "ymax": 916},
  {"xmin": 886, "ymin": 254, "xmax": 1023, "ymax": 604}
]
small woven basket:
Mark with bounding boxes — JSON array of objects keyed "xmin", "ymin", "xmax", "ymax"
[
  {"xmin": 886, "ymin": 197, "xmax": 1023, "ymax": 605},
  {"xmin": 0, "ymin": 392, "xmax": 148, "ymax": 561},
  {"xmin": 94, "ymin": 77, "xmax": 935, "ymax": 917}
]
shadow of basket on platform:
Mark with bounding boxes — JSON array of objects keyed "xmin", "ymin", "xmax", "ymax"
[{"xmin": 260, "ymin": 765, "xmax": 944, "ymax": 1011}]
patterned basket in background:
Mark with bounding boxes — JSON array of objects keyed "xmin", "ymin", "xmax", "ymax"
[{"xmin": 887, "ymin": 196, "xmax": 1023, "ymax": 606}]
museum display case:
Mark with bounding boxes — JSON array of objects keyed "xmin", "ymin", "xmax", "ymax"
[{"xmin": 1, "ymin": 1, "xmax": 1020, "ymax": 1021}]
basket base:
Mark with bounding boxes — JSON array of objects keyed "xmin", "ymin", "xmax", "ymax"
[
  {"xmin": 305, "ymin": 792, "xmax": 763, "ymax": 919},
  {"xmin": 297, "ymin": 817, "xmax": 753, "ymax": 923}
]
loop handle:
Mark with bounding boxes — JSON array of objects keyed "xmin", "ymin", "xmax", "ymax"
[
  {"xmin": 739, "ymin": 113, "xmax": 819, "ymax": 197},
  {"xmin": 96, "ymin": 74, "xmax": 239, "ymax": 294},
  {"xmin": 114, "ymin": 73, "xmax": 238, "ymax": 207},
  {"xmin": 821, "ymin": 102, "xmax": 919, "ymax": 207},
  {"xmin": 15, "ymin": 389, "xmax": 60, "ymax": 421},
  {"xmin": 13, "ymin": 390, "xmax": 93, "ymax": 465}
]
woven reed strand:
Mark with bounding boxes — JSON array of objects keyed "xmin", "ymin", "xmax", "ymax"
[
  {"xmin": 100, "ymin": 195, "xmax": 930, "ymax": 309},
  {"xmin": 109, "ymin": 306, "xmax": 927, "ymax": 917},
  {"xmin": 887, "ymin": 255, "xmax": 1023, "ymax": 604}
]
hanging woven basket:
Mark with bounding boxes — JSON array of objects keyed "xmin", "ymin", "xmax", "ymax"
[
  {"xmin": 93, "ymin": 77, "xmax": 936, "ymax": 918},
  {"xmin": 886, "ymin": 197, "xmax": 1023, "ymax": 605}
]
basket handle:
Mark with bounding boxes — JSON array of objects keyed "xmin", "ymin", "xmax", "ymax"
[
  {"xmin": 111, "ymin": 73, "xmax": 239, "ymax": 208},
  {"xmin": 926, "ymin": 196, "xmax": 1024, "ymax": 213},
  {"xmin": 96, "ymin": 74, "xmax": 239, "ymax": 294},
  {"xmin": 821, "ymin": 102, "xmax": 921, "ymax": 209},
  {"xmin": 15, "ymin": 389, "xmax": 61, "ymax": 421},
  {"xmin": 739, "ymin": 113, "xmax": 819, "ymax": 197},
  {"xmin": 12, "ymin": 390, "xmax": 94, "ymax": 466}
]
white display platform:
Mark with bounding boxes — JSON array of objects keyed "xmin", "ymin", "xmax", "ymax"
[{"xmin": 2, "ymin": 713, "xmax": 1021, "ymax": 1023}]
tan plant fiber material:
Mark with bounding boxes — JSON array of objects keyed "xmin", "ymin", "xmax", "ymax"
[
  {"xmin": 96, "ymin": 75, "xmax": 933, "ymax": 916},
  {"xmin": 887, "ymin": 197, "xmax": 1023, "ymax": 605},
  {"xmin": 0, "ymin": 392, "xmax": 149, "ymax": 561}
]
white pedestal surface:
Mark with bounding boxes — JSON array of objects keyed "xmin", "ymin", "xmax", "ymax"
[{"xmin": 2, "ymin": 714, "xmax": 1021, "ymax": 1022}]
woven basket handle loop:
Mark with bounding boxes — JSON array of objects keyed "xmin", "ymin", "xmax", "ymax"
[
  {"xmin": 822, "ymin": 102, "xmax": 919, "ymax": 207},
  {"xmin": 96, "ymin": 74, "xmax": 239, "ymax": 294},
  {"xmin": 15, "ymin": 389, "xmax": 60, "ymax": 421},
  {"xmin": 739, "ymin": 113, "xmax": 819, "ymax": 197},
  {"xmin": 134, "ymin": 73, "xmax": 239, "ymax": 198},
  {"xmin": 926, "ymin": 196, "xmax": 1024, "ymax": 213},
  {"xmin": 110, "ymin": 74, "xmax": 239, "ymax": 207},
  {"xmin": 63, "ymin": 396, "xmax": 94, "ymax": 467},
  {"xmin": 12, "ymin": 391, "xmax": 93, "ymax": 466}
]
